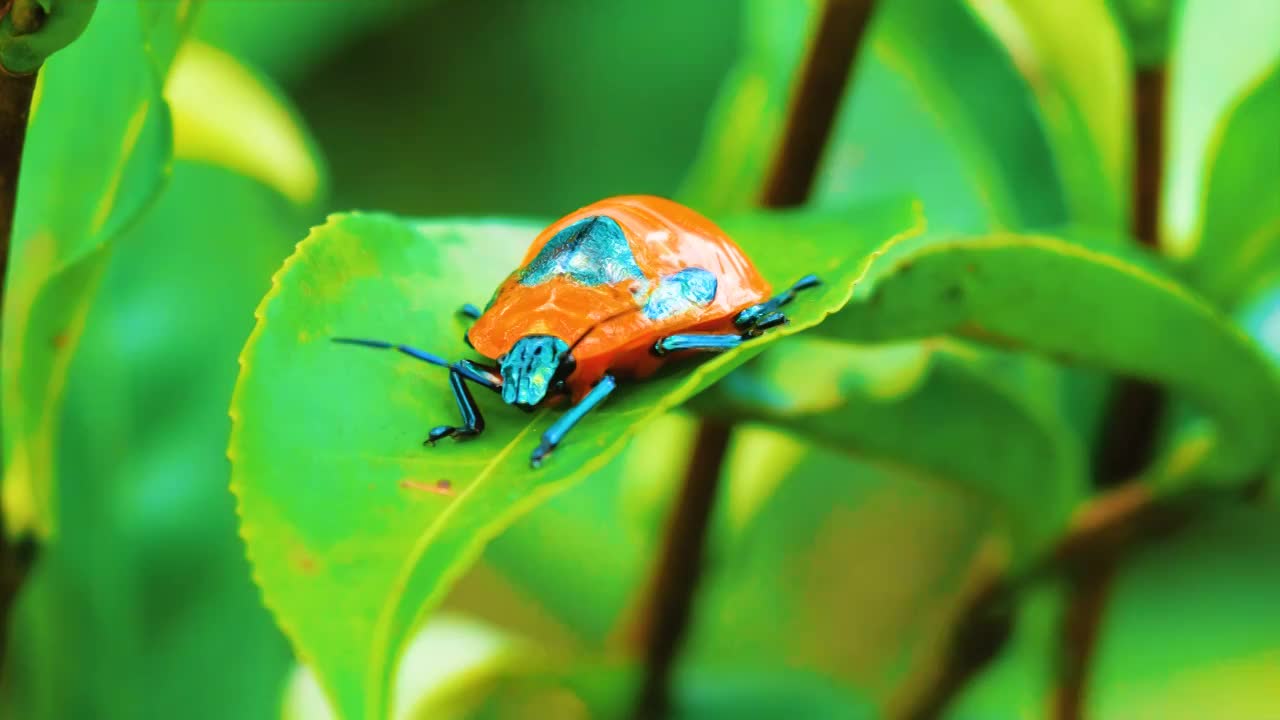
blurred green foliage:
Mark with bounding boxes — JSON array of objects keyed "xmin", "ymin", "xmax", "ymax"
[{"xmin": 1, "ymin": 1, "xmax": 1278, "ymax": 719}]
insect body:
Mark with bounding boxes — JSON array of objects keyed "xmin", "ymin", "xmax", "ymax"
[{"xmin": 336, "ymin": 195, "xmax": 819, "ymax": 467}]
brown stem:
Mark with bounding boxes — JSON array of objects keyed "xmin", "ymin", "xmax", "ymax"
[
  {"xmin": 906, "ymin": 480, "xmax": 1246, "ymax": 720},
  {"xmin": 630, "ymin": 2, "xmax": 879, "ymax": 717},
  {"xmin": 0, "ymin": 0, "xmax": 44, "ymax": 674},
  {"xmin": 903, "ymin": 542, "xmax": 1014, "ymax": 720},
  {"xmin": 0, "ymin": 68, "xmax": 34, "ymax": 297},
  {"xmin": 1131, "ymin": 68, "xmax": 1166, "ymax": 251},
  {"xmin": 631, "ymin": 422, "xmax": 731, "ymax": 720},
  {"xmin": 759, "ymin": 0, "xmax": 878, "ymax": 207},
  {"xmin": 1056, "ymin": 65, "xmax": 1170, "ymax": 720},
  {"xmin": 0, "ymin": 65, "xmax": 36, "ymax": 677}
]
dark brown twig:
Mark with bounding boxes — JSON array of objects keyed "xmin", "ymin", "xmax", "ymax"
[
  {"xmin": 758, "ymin": 0, "xmax": 877, "ymax": 208},
  {"xmin": 630, "ymin": 2, "xmax": 879, "ymax": 717},
  {"xmin": 0, "ymin": 1, "xmax": 43, "ymax": 681},
  {"xmin": 631, "ymin": 421, "xmax": 732, "ymax": 720},
  {"xmin": 0, "ymin": 67, "xmax": 34, "ymax": 307},
  {"xmin": 1058, "ymin": 64, "xmax": 1170, "ymax": 720},
  {"xmin": 905, "ymin": 479, "xmax": 1245, "ymax": 720}
]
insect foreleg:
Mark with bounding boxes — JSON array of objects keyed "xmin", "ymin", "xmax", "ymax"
[
  {"xmin": 426, "ymin": 369, "xmax": 487, "ymax": 444},
  {"xmin": 529, "ymin": 375, "xmax": 617, "ymax": 467}
]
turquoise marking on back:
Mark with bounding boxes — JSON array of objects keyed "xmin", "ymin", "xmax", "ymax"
[
  {"xmin": 643, "ymin": 267, "xmax": 718, "ymax": 320},
  {"xmin": 519, "ymin": 216, "xmax": 646, "ymax": 288}
]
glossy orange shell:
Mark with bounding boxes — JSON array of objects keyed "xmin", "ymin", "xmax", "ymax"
[{"xmin": 467, "ymin": 195, "xmax": 771, "ymax": 399}]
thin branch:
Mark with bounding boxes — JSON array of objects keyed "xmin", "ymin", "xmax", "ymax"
[
  {"xmin": 905, "ymin": 479, "xmax": 1248, "ymax": 720},
  {"xmin": 630, "ymin": 2, "xmax": 879, "ymax": 717},
  {"xmin": 1057, "ymin": 64, "xmax": 1171, "ymax": 720},
  {"xmin": 0, "ymin": 0, "xmax": 43, "ymax": 681},
  {"xmin": 759, "ymin": 0, "xmax": 877, "ymax": 207},
  {"xmin": 631, "ymin": 421, "xmax": 732, "ymax": 720},
  {"xmin": 0, "ymin": 64, "xmax": 34, "ymax": 304}
]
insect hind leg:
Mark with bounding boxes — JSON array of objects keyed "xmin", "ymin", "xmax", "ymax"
[{"xmin": 734, "ymin": 273, "xmax": 821, "ymax": 331}]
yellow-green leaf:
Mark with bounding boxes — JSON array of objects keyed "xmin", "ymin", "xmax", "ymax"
[{"xmin": 165, "ymin": 40, "xmax": 327, "ymax": 209}]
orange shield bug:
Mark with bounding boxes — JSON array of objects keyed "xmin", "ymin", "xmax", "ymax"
[{"xmin": 336, "ymin": 195, "xmax": 819, "ymax": 467}]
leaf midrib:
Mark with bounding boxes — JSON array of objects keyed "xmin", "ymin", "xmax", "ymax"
[{"xmin": 365, "ymin": 413, "xmax": 545, "ymax": 718}]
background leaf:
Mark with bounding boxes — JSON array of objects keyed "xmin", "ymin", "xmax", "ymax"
[
  {"xmin": 229, "ymin": 201, "xmax": 921, "ymax": 719},
  {"xmin": 2, "ymin": 161, "xmax": 302, "ymax": 720},
  {"xmin": 817, "ymin": 230, "xmax": 1280, "ymax": 485},
  {"xmin": 1089, "ymin": 506, "xmax": 1280, "ymax": 719},
  {"xmin": 1, "ymin": 37, "xmax": 325, "ymax": 718},
  {"xmin": 695, "ymin": 336, "xmax": 1085, "ymax": 553},
  {"xmin": 1, "ymin": 0, "xmax": 195, "ymax": 538},
  {"xmin": 1179, "ymin": 65, "xmax": 1280, "ymax": 306},
  {"xmin": 165, "ymin": 41, "xmax": 327, "ymax": 209},
  {"xmin": 1162, "ymin": 0, "xmax": 1280, "ymax": 257},
  {"xmin": 965, "ymin": 0, "xmax": 1131, "ymax": 229},
  {"xmin": 684, "ymin": 436, "xmax": 1003, "ymax": 715}
]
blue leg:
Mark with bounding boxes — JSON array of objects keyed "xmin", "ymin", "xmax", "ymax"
[
  {"xmin": 426, "ymin": 369, "xmax": 486, "ymax": 444},
  {"xmin": 530, "ymin": 375, "xmax": 617, "ymax": 468},
  {"xmin": 653, "ymin": 333, "xmax": 744, "ymax": 356},
  {"xmin": 735, "ymin": 273, "xmax": 821, "ymax": 330}
]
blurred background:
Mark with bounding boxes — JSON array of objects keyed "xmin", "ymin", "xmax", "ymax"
[{"xmin": 1, "ymin": 1, "xmax": 1277, "ymax": 719}]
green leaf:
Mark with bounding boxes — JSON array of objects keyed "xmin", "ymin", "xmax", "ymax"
[
  {"xmin": 229, "ymin": 200, "xmax": 922, "ymax": 719},
  {"xmin": 3, "ymin": 161, "xmax": 302, "ymax": 719},
  {"xmin": 3, "ymin": 35, "xmax": 321, "ymax": 716},
  {"xmin": 687, "ymin": 437, "xmax": 1003, "ymax": 714},
  {"xmin": 967, "ymin": 0, "xmax": 1131, "ymax": 229},
  {"xmin": 1, "ymin": 0, "xmax": 195, "ymax": 538},
  {"xmin": 1163, "ymin": 0, "xmax": 1280, "ymax": 257},
  {"xmin": 1180, "ymin": 64, "xmax": 1280, "ymax": 306},
  {"xmin": 1090, "ymin": 506, "xmax": 1280, "ymax": 718},
  {"xmin": 695, "ymin": 336, "xmax": 1086, "ymax": 553},
  {"xmin": 816, "ymin": 0, "xmax": 1078, "ymax": 232},
  {"xmin": 815, "ymin": 230, "xmax": 1280, "ymax": 486}
]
